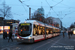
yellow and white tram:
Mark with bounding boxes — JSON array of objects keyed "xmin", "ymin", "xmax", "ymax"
[{"xmin": 17, "ymin": 20, "xmax": 60, "ymax": 43}]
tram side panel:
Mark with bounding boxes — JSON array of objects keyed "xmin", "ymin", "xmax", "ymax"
[
  {"xmin": 32, "ymin": 25, "xmax": 60, "ymax": 42},
  {"xmin": 45, "ymin": 27, "xmax": 53, "ymax": 39}
]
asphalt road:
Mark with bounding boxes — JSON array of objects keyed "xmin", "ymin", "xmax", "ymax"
[{"xmin": 0, "ymin": 33, "xmax": 75, "ymax": 50}]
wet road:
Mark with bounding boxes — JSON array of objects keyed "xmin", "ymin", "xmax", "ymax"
[{"xmin": 0, "ymin": 33, "xmax": 75, "ymax": 50}]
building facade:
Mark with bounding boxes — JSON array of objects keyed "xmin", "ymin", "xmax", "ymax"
[
  {"xmin": 46, "ymin": 17, "xmax": 62, "ymax": 29},
  {"xmin": 0, "ymin": 17, "xmax": 19, "ymax": 34},
  {"xmin": 32, "ymin": 7, "xmax": 44, "ymax": 18}
]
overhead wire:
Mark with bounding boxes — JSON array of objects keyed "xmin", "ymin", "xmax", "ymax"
[
  {"xmin": 46, "ymin": 0, "xmax": 68, "ymax": 27},
  {"xmin": 63, "ymin": 11, "xmax": 75, "ymax": 19},
  {"xmin": 52, "ymin": 0, "xmax": 75, "ymax": 19},
  {"xmin": 19, "ymin": 0, "xmax": 36, "ymax": 15},
  {"xmin": 19, "ymin": 0, "xmax": 28, "ymax": 14},
  {"xmin": 52, "ymin": 8, "xmax": 59, "ymax": 17},
  {"xmin": 45, "ymin": 0, "xmax": 63, "ymax": 18},
  {"xmin": 11, "ymin": 11, "xmax": 27, "ymax": 17},
  {"xmin": 52, "ymin": 0, "xmax": 75, "ymax": 20},
  {"xmin": 52, "ymin": 0, "xmax": 63, "ymax": 7},
  {"xmin": 45, "ymin": 0, "xmax": 51, "ymax": 6},
  {"xmin": 52, "ymin": 0, "xmax": 75, "ymax": 8},
  {"xmin": 45, "ymin": 0, "xmax": 52, "ymax": 17},
  {"xmin": 23, "ymin": 3, "xmax": 36, "ymax": 11}
]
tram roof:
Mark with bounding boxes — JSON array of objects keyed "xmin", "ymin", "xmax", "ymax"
[
  {"xmin": 25, "ymin": 20, "xmax": 43, "ymax": 23},
  {"xmin": 21, "ymin": 20, "xmax": 59, "ymax": 29}
]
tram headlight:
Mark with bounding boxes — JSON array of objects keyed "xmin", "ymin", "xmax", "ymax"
[
  {"xmin": 28, "ymin": 37, "xmax": 32, "ymax": 39},
  {"xmin": 73, "ymin": 30, "xmax": 75, "ymax": 34},
  {"xmin": 17, "ymin": 37, "xmax": 19, "ymax": 39}
]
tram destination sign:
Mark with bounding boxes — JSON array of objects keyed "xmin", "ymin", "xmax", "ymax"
[{"xmin": 20, "ymin": 23, "xmax": 30, "ymax": 26}]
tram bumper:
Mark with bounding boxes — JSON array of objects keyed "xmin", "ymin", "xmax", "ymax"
[{"xmin": 17, "ymin": 38, "xmax": 34, "ymax": 43}]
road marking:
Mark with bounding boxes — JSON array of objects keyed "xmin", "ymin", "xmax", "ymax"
[
  {"xmin": 34, "ymin": 36, "xmax": 62, "ymax": 50},
  {"xmin": 34, "ymin": 40, "xmax": 55, "ymax": 50},
  {"xmin": 47, "ymin": 38, "xmax": 62, "ymax": 50},
  {"xmin": 56, "ymin": 42, "xmax": 70, "ymax": 46}
]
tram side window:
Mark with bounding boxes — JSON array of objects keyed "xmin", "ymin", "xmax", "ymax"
[
  {"xmin": 37, "ymin": 26, "xmax": 42, "ymax": 35},
  {"xmin": 33, "ymin": 25, "xmax": 38, "ymax": 36},
  {"xmin": 33, "ymin": 25, "xmax": 45, "ymax": 35},
  {"xmin": 46, "ymin": 28, "xmax": 49, "ymax": 35},
  {"xmin": 56, "ymin": 29, "xmax": 59, "ymax": 33},
  {"xmin": 55, "ymin": 29, "xmax": 57, "ymax": 33},
  {"xmin": 37, "ymin": 29, "xmax": 41, "ymax": 35},
  {"xmin": 33, "ymin": 25, "xmax": 41, "ymax": 35},
  {"xmin": 58, "ymin": 29, "xmax": 60, "ymax": 33},
  {"xmin": 49, "ymin": 28, "xmax": 53, "ymax": 34},
  {"xmin": 42, "ymin": 30, "xmax": 45, "ymax": 35},
  {"xmin": 55, "ymin": 29, "xmax": 59, "ymax": 33},
  {"xmin": 53, "ymin": 28, "xmax": 55, "ymax": 33},
  {"xmin": 55, "ymin": 29, "xmax": 58, "ymax": 33},
  {"xmin": 33, "ymin": 28, "xmax": 37, "ymax": 36}
]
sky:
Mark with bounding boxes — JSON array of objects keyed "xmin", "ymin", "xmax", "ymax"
[{"xmin": 0, "ymin": 0, "xmax": 75, "ymax": 28}]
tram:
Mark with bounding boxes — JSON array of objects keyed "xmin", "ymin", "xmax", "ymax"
[
  {"xmin": 17, "ymin": 20, "xmax": 60, "ymax": 43},
  {"xmin": 71, "ymin": 28, "xmax": 75, "ymax": 34}
]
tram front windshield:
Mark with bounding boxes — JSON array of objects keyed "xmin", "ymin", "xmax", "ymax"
[{"xmin": 18, "ymin": 23, "xmax": 32, "ymax": 37}]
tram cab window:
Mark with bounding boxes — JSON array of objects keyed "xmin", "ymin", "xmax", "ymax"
[{"xmin": 18, "ymin": 23, "xmax": 32, "ymax": 37}]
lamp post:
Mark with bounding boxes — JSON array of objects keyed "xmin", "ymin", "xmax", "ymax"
[{"xmin": 29, "ymin": 7, "xmax": 31, "ymax": 20}]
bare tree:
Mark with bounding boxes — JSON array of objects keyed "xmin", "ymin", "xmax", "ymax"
[
  {"xmin": 0, "ymin": 1, "xmax": 12, "ymax": 19},
  {"xmin": 0, "ymin": 1, "xmax": 12, "ymax": 34}
]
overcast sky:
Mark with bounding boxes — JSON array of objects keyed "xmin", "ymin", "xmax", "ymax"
[{"xmin": 0, "ymin": 0, "xmax": 75, "ymax": 28}]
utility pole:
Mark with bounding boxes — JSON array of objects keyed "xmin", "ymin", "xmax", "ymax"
[
  {"xmin": 19, "ymin": 0, "xmax": 32, "ymax": 20},
  {"xmin": 29, "ymin": 7, "xmax": 31, "ymax": 20}
]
